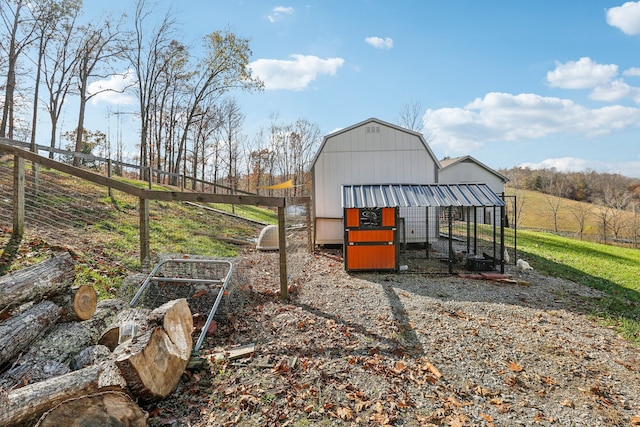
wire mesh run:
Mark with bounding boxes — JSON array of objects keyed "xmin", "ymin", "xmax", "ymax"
[{"xmin": 130, "ymin": 258, "xmax": 233, "ymax": 352}]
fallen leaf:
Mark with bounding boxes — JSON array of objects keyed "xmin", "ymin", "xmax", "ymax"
[
  {"xmin": 336, "ymin": 406, "xmax": 354, "ymax": 420},
  {"xmin": 508, "ymin": 361, "xmax": 523, "ymax": 372}
]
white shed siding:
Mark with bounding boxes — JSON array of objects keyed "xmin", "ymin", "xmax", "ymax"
[
  {"xmin": 439, "ymin": 159, "xmax": 505, "ymax": 195},
  {"xmin": 312, "ymin": 118, "xmax": 439, "ymax": 245}
]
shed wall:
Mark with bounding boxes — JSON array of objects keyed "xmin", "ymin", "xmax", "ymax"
[{"xmin": 438, "ymin": 160, "xmax": 504, "ymax": 195}]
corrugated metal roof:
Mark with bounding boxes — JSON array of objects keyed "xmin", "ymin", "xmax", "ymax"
[{"xmin": 341, "ymin": 184, "xmax": 505, "ymax": 208}]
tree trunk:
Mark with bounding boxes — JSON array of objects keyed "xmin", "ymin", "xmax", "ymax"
[
  {"xmin": 0, "ymin": 252, "xmax": 75, "ymax": 314},
  {"xmin": 0, "ymin": 360, "xmax": 127, "ymax": 427},
  {"xmin": 114, "ymin": 298, "xmax": 193, "ymax": 401},
  {"xmin": 35, "ymin": 391, "xmax": 147, "ymax": 427},
  {"xmin": 0, "ymin": 301, "xmax": 60, "ymax": 368}
]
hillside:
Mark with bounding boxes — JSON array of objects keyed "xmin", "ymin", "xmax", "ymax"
[{"xmin": 507, "ymin": 186, "xmax": 637, "ymax": 244}]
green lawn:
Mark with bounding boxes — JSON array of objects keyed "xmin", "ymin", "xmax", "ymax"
[{"xmin": 510, "ymin": 228, "xmax": 640, "ymax": 344}]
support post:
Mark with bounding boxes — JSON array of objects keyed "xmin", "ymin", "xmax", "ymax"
[
  {"xmin": 107, "ymin": 159, "xmax": 112, "ymax": 198},
  {"xmin": 139, "ymin": 197, "xmax": 150, "ymax": 269},
  {"xmin": 278, "ymin": 206, "xmax": 288, "ymax": 299},
  {"xmin": 13, "ymin": 155, "xmax": 25, "ymax": 237}
]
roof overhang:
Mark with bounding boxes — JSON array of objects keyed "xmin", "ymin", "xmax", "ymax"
[{"xmin": 342, "ymin": 184, "xmax": 505, "ymax": 208}]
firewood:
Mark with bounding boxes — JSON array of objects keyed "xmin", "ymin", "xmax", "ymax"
[
  {"xmin": 98, "ymin": 307, "xmax": 151, "ymax": 351},
  {"xmin": 113, "ymin": 298, "xmax": 193, "ymax": 401},
  {"xmin": 50, "ymin": 285, "xmax": 97, "ymax": 322},
  {"xmin": 0, "ymin": 360, "xmax": 127, "ymax": 427},
  {"xmin": 0, "ymin": 301, "xmax": 60, "ymax": 368},
  {"xmin": 35, "ymin": 391, "xmax": 147, "ymax": 427},
  {"xmin": 0, "ymin": 252, "xmax": 74, "ymax": 316}
]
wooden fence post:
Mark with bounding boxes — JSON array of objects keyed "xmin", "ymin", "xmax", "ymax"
[
  {"xmin": 12, "ymin": 156, "xmax": 25, "ymax": 237},
  {"xmin": 278, "ymin": 206, "xmax": 288, "ymax": 300},
  {"xmin": 107, "ymin": 159, "xmax": 112, "ymax": 198},
  {"xmin": 139, "ymin": 198, "xmax": 150, "ymax": 269}
]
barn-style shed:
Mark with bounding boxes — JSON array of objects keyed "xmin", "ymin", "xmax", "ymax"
[
  {"xmin": 311, "ymin": 117, "xmax": 439, "ymax": 246},
  {"xmin": 311, "ymin": 117, "xmax": 508, "ymax": 273}
]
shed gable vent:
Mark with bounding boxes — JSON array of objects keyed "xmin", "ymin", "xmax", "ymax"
[{"xmin": 366, "ymin": 126, "xmax": 380, "ymax": 134}]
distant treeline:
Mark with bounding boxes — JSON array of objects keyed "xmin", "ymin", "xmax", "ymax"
[{"xmin": 499, "ymin": 166, "xmax": 640, "ymax": 209}]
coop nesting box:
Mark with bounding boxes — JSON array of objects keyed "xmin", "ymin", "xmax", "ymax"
[{"xmin": 256, "ymin": 225, "xmax": 288, "ymax": 251}]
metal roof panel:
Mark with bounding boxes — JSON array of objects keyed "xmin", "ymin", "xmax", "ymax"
[{"xmin": 342, "ymin": 184, "xmax": 504, "ymax": 208}]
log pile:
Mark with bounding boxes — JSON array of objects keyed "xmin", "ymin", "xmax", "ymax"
[{"xmin": 0, "ymin": 252, "xmax": 195, "ymax": 426}]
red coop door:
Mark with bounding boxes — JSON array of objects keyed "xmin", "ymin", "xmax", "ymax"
[{"xmin": 344, "ymin": 207, "xmax": 398, "ymax": 271}]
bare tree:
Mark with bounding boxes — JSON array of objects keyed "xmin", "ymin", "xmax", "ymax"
[
  {"xmin": 41, "ymin": 1, "xmax": 81, "ymax": 158},
  {"xmin": 0, "ymin": 0, "xmax": 37, "ymax": 138},
  {"xmin": 217, "ymin": 97, "xmax": 243, "ymax": 192},
  {"xmin": 397, "ymin": 99, "xmax": 424, "ymax": 133},
  {"xmin": 543, "ymin": 175, "xmax": 567, "ymax": 233},
  {"xmin": 126, "ymin": 0, "xmax": 178, "ymax": 180},
  {"xmin": 73, "ymin": 18, "xmax": 128, "ymax": 166},
  {"xmin": 27, "ymin": 0, "xmax": 81, "ymax": 153},
  {"xmin": 172, "ymin": 28, "xmax": 263, "ymax": 184},
  {"xmin": 569, "ymin": 202, "xmax": 592, "ymax": 240}
]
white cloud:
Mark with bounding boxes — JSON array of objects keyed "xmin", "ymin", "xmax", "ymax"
[
  {"xmin": 519, "ymin": 157, "xmax": 640, "ymax": 177},
  {"xmin": 88, "ymin": 70, "xmax": 136, "ymax": 105},
  {"xmin": 249, "ymin": 54, "xmax": 344, "ymax": 90},
  {"xmin": 606, "ymin": 1, "xmax": 640, "ymax": 35},
  {"xmin": 267, "ymin": 6, "xmax": 294, "ymax": 23},
  {"xmin": 365, "ymin": 36, "xmax": 393, "ymax": 49},
  {"xmin": 424, "ymin": 92, "xmax": 640, "ymax": 153},
  {"xmin": 547, "ymin": 57, "xmax": 618, "ymax": 89},
  {"xmin": 589, "ymin": 79, "xmax": 638, "ymax": 102},
  {"xmin": 623, "ymin": 67, "xmax": 640, "ymax": 76}
]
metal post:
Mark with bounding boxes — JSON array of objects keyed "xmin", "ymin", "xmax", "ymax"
[{"xmin": 278, "ymin": 206, "xmax": 288, "ymax": 299}]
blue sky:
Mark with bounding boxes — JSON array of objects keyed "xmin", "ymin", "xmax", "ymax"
[{"xmin": 86, "ymin": 1, "xmax": 640, "ymax": 178}]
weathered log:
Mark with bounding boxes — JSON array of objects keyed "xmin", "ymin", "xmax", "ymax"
[
  {"xmin": 0, "ymin": 360, "xmax": 127, "ymax": 427},
  {"xmin": 0, "ymin": 301, "xmax": 60, "ymax": 368},
  {"xmin": 50, "ymin": 285, "xmax": 97, "ymax": 322},
  {"xmin": 0, "ymin": 320, "xmax": 95, "ymax": 389},
  {"xmin": 35, "ymin": 391, "xmax": 147, "ymax": 427},
  {"xmin": 0, "ymin": 252, "xmax": 75, "ymax": 315},
  {"xmin": 113, "ymin": 298, "xmax": 193, "ymax": 401},
  {"xmin": 82, "ymin": 298, "xmax": 128, "ymax": 343}
]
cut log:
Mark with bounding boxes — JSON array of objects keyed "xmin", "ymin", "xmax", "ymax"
[
  {"xmin": 35, "ymin": 391, "xmax": 147, "ymax": 427},
  {"xmin": 0, "ymin": 360, "xmax": 127, "ymax": 427},
  {"xmin": 0, "ymin": 252, "xmax": 75, "ymax": 315},
  {"xmin": 98, "ymin": 307, "xmax": 151, "ymax": 351},
  {"xmin": 0, "ymin": 301, "xmax": 60, "ymax": 368},
  {"xmin": 114, "ymin": 298, "xmax": 193, "ymax": 401},
  {"xmin": 51, "ymin": 285, "xmax": 98, "ymax": 322}
]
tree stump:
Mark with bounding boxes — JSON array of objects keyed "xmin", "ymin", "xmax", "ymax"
[{"xmin": 113, "ymin": 298, "xmax": 193, "ymax": 401}]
